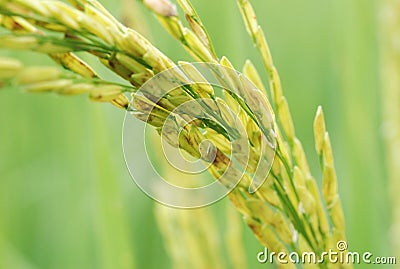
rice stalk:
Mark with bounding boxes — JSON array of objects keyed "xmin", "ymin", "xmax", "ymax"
[
  {"xmin": 146, "ymin": 1, "xmax": 328, "ymax": 256},
  {"xmin": 0, "ymin": 0, "xmax": 351, "ymax": 267},
  {"xmin": 0, "ymin": 57, "xmax": 134, "ymax": 105}
]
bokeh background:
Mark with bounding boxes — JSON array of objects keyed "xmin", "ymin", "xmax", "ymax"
[{"xmin": 0, "ymin": 0, "xmax": 396, "ymax": 268}]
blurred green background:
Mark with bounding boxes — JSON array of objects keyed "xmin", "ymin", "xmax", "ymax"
[{"xmin": 0, "ymin": 0, "xmax": 394, "ymax": 268}]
